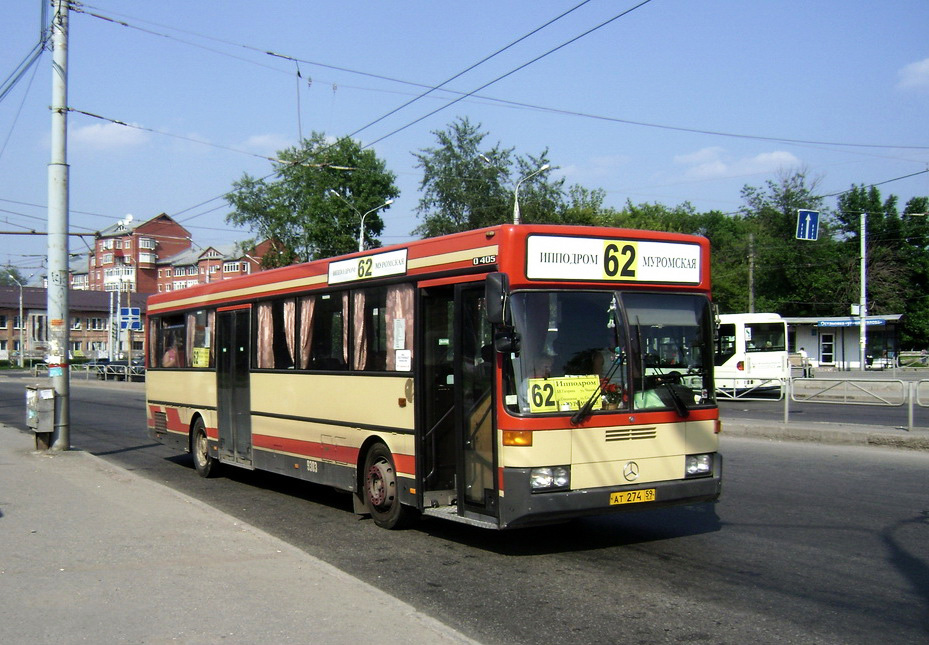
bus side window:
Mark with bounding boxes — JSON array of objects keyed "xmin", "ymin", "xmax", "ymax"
[
  {"xmin": 256, "ymin": 299, "xmax": 296, "ymax": 369},
  {"xmin": 353, "ymin": 287, "xmax": 388, "ymax": 371},
  {"xmin": 187, "ymin": 309, "xmax": 214, "ymax": 368},
  {"xmin": 301, "ymin": 292, "xmax": 348, "ymax": 371},
  {"xmin": 714, "ymin": 323, "xmax": 736, "ymax": 365},
  {"xmin": 155, "ymin": 314, "xmax": 185, "ymax": 368}
]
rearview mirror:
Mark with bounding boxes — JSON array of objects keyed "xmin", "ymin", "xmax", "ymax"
[{"xmin": 485, "ymin": 272, "xmax": 509, "ymax": 325}]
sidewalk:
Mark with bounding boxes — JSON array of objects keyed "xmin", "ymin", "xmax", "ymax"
[
  {"xmin": 0, "ymin": 423, "xmax": 477, "ymax": 645},
  {"xmin": 721, "ymin": 417, "xmax": 929, "ymax": 451}
]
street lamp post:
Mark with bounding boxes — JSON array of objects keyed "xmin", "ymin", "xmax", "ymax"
[
  {"xmin": 512, "ymin": 164, "xmax": 550, "ymax": 225},
  {"xmin": 357, "ymin": 200, "xmax": 393, "ymax": 252},
  {"xmin": 8, "ymin": 273, "xmax": 24, "ymax": 368},
  {"xmin": 328, "ymin": 190, "xmax": 393, "ymax": 252}
]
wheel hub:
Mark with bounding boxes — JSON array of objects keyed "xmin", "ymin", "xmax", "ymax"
[{"xmin": 366, "ymin": 460, "xmax": 394, "ymax": 507}]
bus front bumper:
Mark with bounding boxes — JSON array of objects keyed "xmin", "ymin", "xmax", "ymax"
[{"xmin": 497, "ymin": 454, "xmax": 722, "ymax": 529}]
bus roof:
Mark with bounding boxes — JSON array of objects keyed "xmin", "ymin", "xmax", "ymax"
[
  {"xmin": 148, "ymin": 224, "xmax": 711, "ymax": 314},
  {"xmin": 718, "ymin": 313, "xmax": 784, "ymax": 323}
]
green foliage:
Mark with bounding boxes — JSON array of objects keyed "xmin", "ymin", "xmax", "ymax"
[
  {"xmin": 0, "ymin": 265, "xmax": 25, "ymax": 286},
  {"xmin": 412, "ymin": 117, "xmax": 598, "ymax": 236},
  {"xmin": 225, "ymin": 133, "xmax": 399, "ymax": 266}
]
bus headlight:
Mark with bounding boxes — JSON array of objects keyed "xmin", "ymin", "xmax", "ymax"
[
  {"xmin": 685, "ymin": 453, "xmax": 713, "ymax": 478},
  {"xmin": 530, "ymin": 466, "xmax": 570, "ymax": 492}
]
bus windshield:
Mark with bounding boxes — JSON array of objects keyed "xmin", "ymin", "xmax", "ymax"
[{"xmin": 504, "ymin": 291, "xmax": 714, "ymax": 415}]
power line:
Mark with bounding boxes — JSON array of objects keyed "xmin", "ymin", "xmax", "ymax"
[
  {"xmin": 71, "ymin": 4, "xmax": 929, "ymax": 154},
  {"xmin": 342, "ymin": 0, "xmax": 595, "ymax": 140},
  {"xmin": 66, "ymin": 107, "xmax": 283, "ymax": 163},
  {"xmin": 360, "ymin": 0, "xmax": 657, "ymax": 149}
]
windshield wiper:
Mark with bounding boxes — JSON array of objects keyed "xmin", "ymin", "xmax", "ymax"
[
  {"xmin": 571, "ymin": 348, "xmax": 624, "ymax": 426},
  {"xmin": 653, "ymin": 373, "xmax": 690, "ymax": 418}
]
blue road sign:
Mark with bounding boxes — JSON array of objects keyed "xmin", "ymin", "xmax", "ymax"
[
  {"xmin": 119, "ymin": 306, "xmax": 142, "ymax": 331},
  {"xmin": 796, "ymin": 209, "xmax": 820, "ymax": 241}
]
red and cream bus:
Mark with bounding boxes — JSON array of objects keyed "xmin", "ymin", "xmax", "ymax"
[{"xmin": 146, "ymin": 224, "xmax": 721, "ymax": 530}]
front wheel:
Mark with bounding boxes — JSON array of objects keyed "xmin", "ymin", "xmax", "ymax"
[
  {"xmin": 191, "ymin": 418, "xmax": 219, "ymax": 478},
  {"xmin": 362, "ymin": 443, "xmax": 416, "ymax": 529}
]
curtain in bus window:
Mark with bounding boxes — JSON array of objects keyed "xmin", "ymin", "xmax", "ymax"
[
  {"xmin": 299, "ymin": 296, "xmax": 315, "ymax": 370},
  {"xmin": 185, "ymin": 312, "xmax": 196, "ymax": 368},
  {"xmin": 283, "ymin": 299, "xmax": 296, "ymax": 367},
  {"xmin": 385, "ymin": 284, "xmax": 414, "ymax": 371},
  {"xmin": 148, "ymin": 318, "xmax": 158, "ymax": 367},
  {"xmin": 207, "ymin": 310, "xmax": 215, "ymax": 366},
  {"xmin": 257, "ymin": 302, "xmax": 273, "ymax": 368},
  {"xmin": 353, "ymin": 291, "xmax": 367, "ymax": 370},
  {"xmin": 342, "ymin": 293, "xmax": 349, "ymax": 365}
]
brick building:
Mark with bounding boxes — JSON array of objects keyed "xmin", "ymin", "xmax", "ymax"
[
  {"xmin": 71, "ymin": 212, "xmax": 275, "ymax": 295},
  {"xmin": 86, "ymin": 213, "xmax": 191, "ymax": 293},
  {"xmin": 155, "ymin": 240, "xmax": 277, "ymax": 293}
]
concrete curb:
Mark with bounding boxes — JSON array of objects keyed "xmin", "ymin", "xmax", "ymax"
[{"xmin": 722, "ymin": 420, "xmax": 929, "ymax": 451}]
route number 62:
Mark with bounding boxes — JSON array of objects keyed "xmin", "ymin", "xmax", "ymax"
[{"xmin": 603, "ymin": 242, "xmax": 637, "ymax": 280}]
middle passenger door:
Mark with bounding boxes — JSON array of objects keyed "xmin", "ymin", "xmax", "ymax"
[{"xmin": 418, "ymin": 282, "xmax": 497, "ymax": 519}]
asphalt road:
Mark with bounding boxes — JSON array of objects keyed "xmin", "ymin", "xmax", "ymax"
[{"xmin": 1, "ymin": 378, "xmax": 927, "ymax": 644}]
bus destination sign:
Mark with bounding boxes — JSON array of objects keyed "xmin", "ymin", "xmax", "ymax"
[
  {"xmin": 526, "ymin": 235, "xmax": 701, "ymax": 284},
  {"xmin": 328, "ymin": 248, "xmax": 408, "ymax": 285}
]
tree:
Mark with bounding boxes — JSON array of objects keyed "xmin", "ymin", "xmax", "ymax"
[
  {"xmin": 0, "ymin": 265, "xmax": 25, "ymax": 286},
  {"xmin": 835, "ymin": 184, "xmax": 912, "ymax": 316},
  {"xmin": 226, "ymin": 133, "xmax": 399, "ymax": 267},
  {"xmin": 837, "ymin": 187, "xmax": 929, "ymax": 348},
  {"xmin": 412, "ymin": 117, "xmax": 514, "ymax": 237},
  {"xmin": 898, "ymin": 196, "xmax": 929, "ymax": 347},
  {"xmin": 412, "ymin": 117, "xmax": 595, "ymax": 236},
  {"xmin": 738, "ymin": 169, "xmax": 843, "ymax": 316}
]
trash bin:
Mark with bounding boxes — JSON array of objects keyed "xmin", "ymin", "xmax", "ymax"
[{"xmin": 26, "ymin": 385, "xmax": 56, "ymax": 449}]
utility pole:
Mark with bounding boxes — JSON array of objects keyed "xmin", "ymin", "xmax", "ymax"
[
  {"xmin": 859, "ymin": 213, "xmax": 867, "ymax": 371},
  {"xmin": 747, "ymin": 233, "xmax": 755, "ymax": 313},
  {"xmin": 47, "ymin": 0, "xmax": 70, "ymax": 450}
]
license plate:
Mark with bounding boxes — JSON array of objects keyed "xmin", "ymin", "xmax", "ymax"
[{"xmin": 609, "ymin": 488, "xmax": 656, "ymax": 505}]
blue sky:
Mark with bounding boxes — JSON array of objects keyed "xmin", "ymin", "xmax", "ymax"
[{"xmin": 2, "ymin": 1, "xmax": 927, "ymax": 281}]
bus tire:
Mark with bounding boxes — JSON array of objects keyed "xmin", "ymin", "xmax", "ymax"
[
  {"xmin": 362, "ymin": 443, "xmax": 415, "ymax": 529},
  {"xmin": 191, "ymin": 418, "xmax": 219, "ymax": 478}
]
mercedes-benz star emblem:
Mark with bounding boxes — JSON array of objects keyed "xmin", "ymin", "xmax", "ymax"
[{"xmin": 623, "ymin": 461, "xmax": 639, "ymax": 482}]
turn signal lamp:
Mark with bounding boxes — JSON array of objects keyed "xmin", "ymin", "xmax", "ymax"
[
  {"xmin": 503, "ymin": 430, "xmax": 533, "ymax": 446},
  {"xmin": 736, "ymin": 361, "xmax": 745, "ymax": 371}
]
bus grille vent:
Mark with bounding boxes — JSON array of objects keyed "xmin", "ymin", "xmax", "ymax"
[
  {"xmin": 154, "ymin": 412, "xmax": 168, "ymax": 432},
  {"xmin": 605, "ymin": 427, "xmax": 656, "ymax": 442}
]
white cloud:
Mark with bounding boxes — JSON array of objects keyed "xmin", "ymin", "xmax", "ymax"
[
  {"xmin": 674, "ymin": 147, "xmax": 799, "ymax": 180},
  {"xmin": 673, "ymin": 147, "xmax": 726, "ymax": 167},
  {"xmin": 897, "ymin": 57, "xmax": 929, "ymax": 90},
  {"xmin": 561, "ymin": 154, "xmax": 629, "ymax": 180},
  {"xmin": 71, "ymin": 122, "xmax": 150, "ymax": 150},
  {"xmin": 241, "ymin": 134, "xmax": 297, "ymax": 156}
]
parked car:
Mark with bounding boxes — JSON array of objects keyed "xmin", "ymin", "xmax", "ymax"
[
  {"xmin": 82, "ymin": 359, "xmax": 111, "ymax": 379},
  {"xmin": 106, "ymin": 359, "xmax": 145, "ymax": 381}
]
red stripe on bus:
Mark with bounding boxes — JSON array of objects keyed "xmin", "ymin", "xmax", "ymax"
[
  {"xmin": 253, "ymin": 434, "xmax": 359, "ymax": 465},
  {"xmin": 252, "ymin": 434, "xmax": 415, "ymax": 476}
]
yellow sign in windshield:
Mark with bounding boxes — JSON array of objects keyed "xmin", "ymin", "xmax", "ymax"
[{"xmin": 527, "ymin": 375, "xmax": 601, "ymax": 413}]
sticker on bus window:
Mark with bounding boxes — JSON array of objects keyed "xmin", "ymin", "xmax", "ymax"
[
  {"xmin": 192, "ymin": 347, "xmax": 211, "ymax": 368},
  {"xmin": 527, "ymin": 376, "xmax": 601, "ymax": 413}
]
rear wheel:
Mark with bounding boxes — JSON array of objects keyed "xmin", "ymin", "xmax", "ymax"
[
  {"xmin": 192, "ymin": 418, "xmax": 219, "ymax": 478},
  {"xmin": 363, "ymin": 443, "xmax": 416, "ymax": 529}
]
